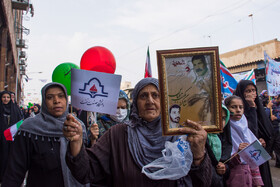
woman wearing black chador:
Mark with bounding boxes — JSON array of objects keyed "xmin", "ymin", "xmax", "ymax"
[
  {"xmin": 0, "ymin": 91, "xmax": 23, "ymax": 182},
  {"xmin": 234, "ymin": 80, "xmax": 274, "ymax": 187}
]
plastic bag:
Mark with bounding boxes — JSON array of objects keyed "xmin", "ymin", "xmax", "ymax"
[{"xmin": 142, "ymin": 135, "xmax": 193, "ymax": 180}]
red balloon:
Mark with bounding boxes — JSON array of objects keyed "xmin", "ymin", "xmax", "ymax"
[{"xmin": 80, "ymin": 46, "xmax": 116, "ymax": 74}]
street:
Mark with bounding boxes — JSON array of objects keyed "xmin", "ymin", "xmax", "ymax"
[{"xmin": 270, "ymin": 159, "xmax": 280, "ymax": 186}]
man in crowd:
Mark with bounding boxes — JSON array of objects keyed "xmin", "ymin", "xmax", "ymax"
[{"xmin": 169, "ymin": 104, "xmax": 181, "ymax": 128}]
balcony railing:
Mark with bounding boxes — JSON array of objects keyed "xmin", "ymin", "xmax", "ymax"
[
  {"xmin": 19, "ymin": 51, "xmax": 26, "ymax": 58},
  {"xmin": 19, "ymin": 60, "xmax": 26, "ymax": 65},
  {"xmin": 16, "ymin": 39, "xmax": 26, "ymax": 48},
  {"xmin": 12, "ymin": 0, "xmax": 29, "ymax": 11}
]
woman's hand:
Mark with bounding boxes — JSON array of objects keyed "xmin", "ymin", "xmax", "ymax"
[
  {"xmin": 216, "ymin": 162, "xmax": 226, "ymax": 175},
  {"xmin": 267, "ymin": 100, "xmax": 273, "ymax": 109},
  {"xmin": 63, "ymin": 114, "xmax": 83, "ymax": 156},
  {"xmin": 179, "ymin": 120, "xmax": 207, "ymax": 166},
  {"xmin": 244, "ymin": 93, "xmax": 256, "ymax": 107},
  {"xmin": 238, "ymin": 142, "xmax": 249, "ymax": 152},
  {"xmin": 271, "ymin": 114, "xmax": 277, "ymax": 121},
  {"xmin": 259, "ymin": 138, "xmax": 266, "ymax": 148},
  {"xmin": 244, "ymin": 92, "xmax": 256, "ymax": 107}
]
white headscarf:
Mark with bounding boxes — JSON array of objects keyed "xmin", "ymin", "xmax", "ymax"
[{"xmin": 230, "ymin": 114, "xmax": 257, "ymax": 156}]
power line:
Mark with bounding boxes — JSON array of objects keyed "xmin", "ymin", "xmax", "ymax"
[
  {"xmin": 116, "ymin": 0, "xmax": 279, "ymax": 73},
  {"xmin": 117, "ymin": 0, "xmax": 253, "ymax": 62},
  {"xmin": 205, "ymin": 0, "xmax": 279, "ymax": 39}
]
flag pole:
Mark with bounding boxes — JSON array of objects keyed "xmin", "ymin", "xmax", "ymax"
[
  {"xmin": 264, "ymin": 51, "xmax": 274, "ymax": 117},
  {"xmin": 269, "ymin": 96, "xmax": 273, "ymax": 117},
  {"xmin": 223, "ymin": 153, "xmax": 239, "ymax": 164},
  {"xmin": 144, "ymin": 46, "xmax": 152, "ymax": 78},
  {"xmin": 70, "ymin": 96, "xmax": 73, "ymax": 113}
]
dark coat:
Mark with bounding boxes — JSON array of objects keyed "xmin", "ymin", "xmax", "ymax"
[
  {"xmin": 66, "ymin": 124, "xmax": 212, "ymax": 187},
  {"xmin": 2, "ymin": 133, "xmax": 64, "ymax": 187},
  {"xmin": 0, "ymin": 91, "xmax": 23, "ymax": 181},
  {"xmin": 234, "ymin": 80, "xmax": 273, "ymax": 144}
]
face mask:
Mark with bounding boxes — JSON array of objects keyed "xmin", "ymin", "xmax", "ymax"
[{"xmin": 110, "ymin": 109, "xmax": 128, "ymax": 122}]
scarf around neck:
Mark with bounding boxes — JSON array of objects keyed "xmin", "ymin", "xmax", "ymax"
[
  {"xmin": 230, "ymin": 114, "xmax": 257, "ymax": 156},
  {"xmin": 18, "ymin": 82, "xmax": 86, "ymax": 187},
  {"xmin": 127, "ymin": 78, "xmax": 177, "ymax": 168}
]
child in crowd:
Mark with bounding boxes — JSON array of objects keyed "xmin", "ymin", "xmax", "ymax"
[
  {"xmin": 224, "ymin": 95, "xmax": 263, "ymax": 187},
  {"xmin": 207, "ymin": 104, "xmax": 232, "ymax": 187}
]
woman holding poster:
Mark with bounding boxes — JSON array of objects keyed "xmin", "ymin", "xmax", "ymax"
[
  {"xmin": 2, "ymin": 83, "xmax": 87, "ymax": 187},
  {"xmin": 63, "ymin": 78, "xmax": 212, "ymax": 186}
]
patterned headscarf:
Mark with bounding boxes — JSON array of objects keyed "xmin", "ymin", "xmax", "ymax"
[
  {"xmin": 118, "ymin": 90, "xmax": 131, "ymax": 121},
  {"xmin": 260, "ymin": 90, "xmax": 267, "ymax": 97}
]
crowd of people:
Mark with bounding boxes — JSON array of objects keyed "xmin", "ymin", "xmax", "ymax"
[{"xmin": 0, "ymin": 77, "xmax": 279, "ymax": 187}]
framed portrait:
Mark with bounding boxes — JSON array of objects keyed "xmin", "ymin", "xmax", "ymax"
[{"xmin": 157, "ymin": 46, "xmax": 222, "ymax": 136}]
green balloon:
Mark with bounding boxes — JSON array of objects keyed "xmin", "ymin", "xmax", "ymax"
[{"xmin": 52, "ymin": 62, "xmax": 80, "ymax": 95}]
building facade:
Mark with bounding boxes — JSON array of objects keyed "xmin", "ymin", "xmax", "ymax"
[
  {"xmin": 0, "ymin": 0, "xmax": 33, "ymax": 103},
  {"xmin": 220, "ymin": 38, "xmax": 280, "ymax": 93}
]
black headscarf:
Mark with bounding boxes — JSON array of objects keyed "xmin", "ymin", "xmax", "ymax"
[
  {"xmin": 0, "ymin": 91, "xmax": 23, "ymax": 181},
  {"xmin": 34, "ymin": 104, "xmax": 41, "ymax": 115},
  {"xmin": 0, "ymin": 91, "xmax": 23, "ymax": 130},
  {"xmin": 9, "ymin": 91, "xmax": 17, "ymax": 105},
  {"xmin": 0, "ymin": 91, "xmax": 12, "ymax": 116},
  {"xmin": 233, "ymin": 80, "xmax": 273, "ymax": 143}
]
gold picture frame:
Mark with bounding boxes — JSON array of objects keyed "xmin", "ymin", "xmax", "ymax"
[{"xmin": 157, "ymin": 46, "xmax": 222, "ymax": 136}]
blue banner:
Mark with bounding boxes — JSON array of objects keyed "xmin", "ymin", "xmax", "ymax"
[{"xmin": 220, "ymin": 61, "xmax": 238, "ymax": 98}]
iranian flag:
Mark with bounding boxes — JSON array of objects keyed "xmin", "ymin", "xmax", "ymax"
[
  {"xmin": 243, "ymin": 68, "xmax": 256, "ymax": 84},
  {"xmin": 4, "ymin": 120, "xmax": 23, "ymax": 141},
  {"xmin": 144, "ymin": 46, "xmax": 152, "ymax": 78}
]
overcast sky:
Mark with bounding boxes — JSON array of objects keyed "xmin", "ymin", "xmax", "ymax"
[{"xmin": 22, "ymin": 0, "xmax": 280, "ymax": 100}]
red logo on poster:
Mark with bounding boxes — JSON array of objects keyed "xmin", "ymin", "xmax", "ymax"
[{"xmin": 90, "ymin": 85, "xmax": 97, "ymax": 93}]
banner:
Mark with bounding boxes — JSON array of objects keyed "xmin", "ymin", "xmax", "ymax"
[
  {"xmin": 265, "ymin": 51, "xmax": 280, "ymax": 96},
  {"xmin": 71, "ymin": 68, "xmax": 121, "ymax": 115},
  {"xmin": 220, "ymin": 61, "xmax": 238, "ymax": 98},
  {"xmin": 238, "ymin": 140, "xmax": 271, "ymax": 168}
]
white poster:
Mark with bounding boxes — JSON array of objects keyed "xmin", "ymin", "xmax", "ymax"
[
  {"xmin": 71, "ymin": 68, "xmax": 121, "ymax": 115},
  {"xmin": 238, "ymin": 140, "xmax": 271, "ymax": 168},
  {"xmin": 265, "ymin": 51, "xmax": 280, "ymax": 96}
]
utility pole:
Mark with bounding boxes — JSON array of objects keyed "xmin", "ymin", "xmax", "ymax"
[{"xmin": 248, "ymin": 14, "xmax": 255, "ymax": 45}]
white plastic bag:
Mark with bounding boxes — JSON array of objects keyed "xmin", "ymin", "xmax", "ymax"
[{"xmin": 142, "ymin": 135, "xmax": 193, "ymax": 180}]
